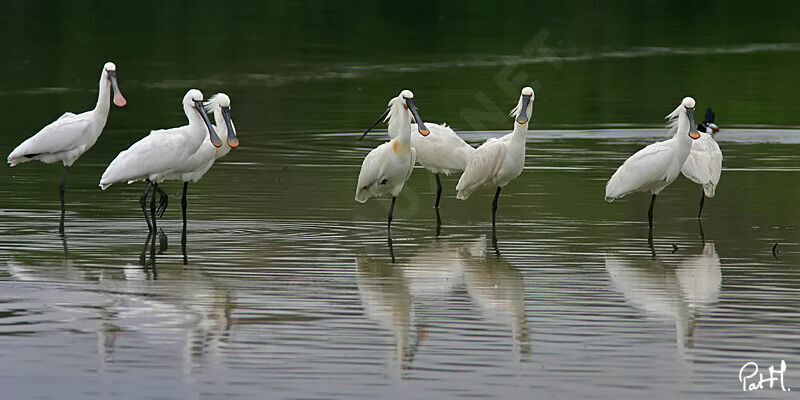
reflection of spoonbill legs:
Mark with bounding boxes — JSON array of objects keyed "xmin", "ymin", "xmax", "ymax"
[
  {"xmin": 605, "ymin": 97, "xmax": 700, "ymax": 230},
  {"xmin": 461, "ymin": 235, "xmax": 530, "ymax": 356},
  {"xmin": 99, "ymin": 89, "xmax": 220, "ymax": 233},
  {"xmin": 604, "ymin": 244, "xmax": 720, "ymax": 351},
  {"xmin": 456, "ymin": 87, "xmax": 534, "ymax": 226},
  {"xmin": 355, "ymin": 90, "xmax": 429, "ymax": 230},
  {"xmin": 680, "ymin": 108, "xmax": 722, "ymax": 219},
  {"xmin": 7, "ymin": 62, "xmax": 127, "ymax": 233},
  {"xmin": 361, "ymin": 116, "xmax": 474, "ymax": 209},
  {"xmin": 161, "ymin": 93, "xmax": 239, "ymax": 239},
  {"xmin": 354, "ymin": 256, "xmax": 414, "ymax": 372}
]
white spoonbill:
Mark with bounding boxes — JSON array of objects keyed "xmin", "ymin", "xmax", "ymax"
[
  {"xmin": 7, "ymin": 61, "xmax": 127, "ymax": 233},
  {"xmin": 605, "ymin": 97, "xmax": 700, "ymax": 229},
  {"xmin": 456, "ymin": 86, "xmax": 534, "ymax": 226},
  {"xmin": 681, "ymin": 108, "xmax": 722, "ymax": 219},
  {"xmin": 99, "ymin": 89, "xmax": 220, "ymax": 233},
  {"xmin": 360, "ymin": 115, "xmax": 474, "ymax": 209},
  {"xmin": 355, "ymin": 90, "xmax": 429, "ymax": 230},
  {"xmin": 161, "ymin": 93, "xmax": 239, "ymax": 238}
]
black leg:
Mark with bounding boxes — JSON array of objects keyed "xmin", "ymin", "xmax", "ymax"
[
  {"xmin": 648, "ymin": 194, "xmax": 656, "ymax": 257},
  {"xmin": 181, "ymin": 182, "xmax": 188, "ymax": 263},
  {"xmin": 434, "ymin": 208, "xmax": 441, "ymax": 237},
  {"xmin": 58, "ymin": 166, "xmax": 69, "ymax": 234},
  {"xmin": 387, "ymin": 230, "xmax": 395, "ymax": 263},
  {"xmin": 492, "ymin": 186, "xmax": 502, "ymax": 226},
  {"xmin": 698, "ymin": 191, "xmax": 705, "ymax": 220},
  {"xmin": 140, "ymin": 181, "xmax": 154, "ymax": 231},
  {"xmin": 140, "ymin": 230, "xmax": 153, "ymax": 267},
  {"xmin": 150, "ymin": 184, "xmax": 158, "ymax": 260},
  {"xmin": 697, "ymin": 218, "xmax": 705, "ymax": 244},
  {"xmin": 648, "ymin": 194, "xmax": 657, "ymax": 230},
  {"xmin": 434, "ymin": 173, "xmax": 442, "ymax": 209},
  {"xmin": 387, "ymin": 196, "xmax": 396, "ymax": 231},
  {"xmin": 155, "ymin": 184, "xmax": 169, "ymax": 217},
  {"xmin": 158, "ymin": 228, "xmax": 168, "ymax": 254},
  {"xmin": 492, "ymin": 225, "xmax": 500, "ymax": 258}
]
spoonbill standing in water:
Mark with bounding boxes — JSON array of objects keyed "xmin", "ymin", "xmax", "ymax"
[
  {"xmin": 360, "ymin": 114, "xmax": 474, "ymax": 209},
  {"xmin": 456, "ymin": 87, "xmax": 534, "ymax": 227},
  {"xmin": 605, "ymin": 97, "xmax": 701, "ymax": 230},
  {"xmin": 681, "ymin": 108, "xmax": 722, "ymax": 219},
  {"xmin": 7, "ymin": 61, "xmax": 127, "ymax": 233},
  {"xmin": 355, "ymin": 90, "xmax": 429, "ymax": 230},
  {"xmin": 99, "ymin": 89, "xmax": 220, "ymax": 234},
  {"xmin": 161, "ymin": 93, "xmax": 239, "ymax": 251}
]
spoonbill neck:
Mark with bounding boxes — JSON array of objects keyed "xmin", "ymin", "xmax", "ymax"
[
  {"xmin": 511, "ymin": 120, "xmax": 529, "ymax": 141},
  {"xmin": 673, "ymin": 112, "xmax": 693, "ymax": 144},
  {"xmin": 184, "ymin": 101, "xmax": 204, "ymax": 126},
  {"xmin": 386, "ymin": 102, "xmax": 412, "ymax": 144},
  {"xmin": 93, "ymin": 71, "xmax": 113, "ymax": 117}
]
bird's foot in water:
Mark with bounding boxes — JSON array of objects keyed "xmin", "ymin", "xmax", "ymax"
[
  {"xmin": 158, "ymin": 228, "xmax": 168, "ymax": 254},
  {"xmin": 157, "ymin": 193, "xmax": 169, "ymax": 217}
]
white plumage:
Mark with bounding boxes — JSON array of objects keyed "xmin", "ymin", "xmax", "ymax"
[
  {"xmin": 99, "ymin": 89, "xmax": 220, "ymax": 189},
  {"xmin": 681, "ymin": 132, "xmax": 722, "ymax": 198},
  {"xmin": 355, "ymin": 90, "xmax": 429, "ymax": 228},
  {"xmin": 407, "ymin": 123, "xmax": 474, "ymax": 176},
  {"xmin": 163, "ymin": 93, "xmax": 238, "ymax": 184},
  {"xmin": 456, "ymin": 87, "xmax": 533, "ymax": 200},
  {"xmin": 355, "ymin": 141, "xmax": 416, "ymax": 203},
  {"xmin": 368, "ymin": 117, "xmax": 473, "ymax": 207},
  {"xmin": 605, "ymin": 97, "xmax": 700, "ymax": 201},
  {"xmin": 355, "ymin": 90, "xmax": 419, "ymax": 202},
  {"xmin": 7, "ymin": 62, "xmax": 126, "ymax": 167}
]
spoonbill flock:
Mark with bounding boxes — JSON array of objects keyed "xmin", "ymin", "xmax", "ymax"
[{"xmin": 6, "ymin": 62, "xmax": 725, "ymax": 240}]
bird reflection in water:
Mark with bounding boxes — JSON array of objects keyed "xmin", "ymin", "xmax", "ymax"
[
  {"xmin": 139, "ymin": 229, "xmax": 168, "ymax": 270},
  {"xmin": 95, "ymin": 267, "xmax": 234, "ymax": 373},
  {"xmin": 355, "ymin": 235, "xmax": 531, "ymax": 374},
  {"xmin": 604, "ymin": 242, "xmax": 721, "ymax": 352},
  {"xmin": 461, "ymin": 236, "xmax": 531, "ymax": 358},
  {"xmin": 355, "ymin": 256, "xmax": 416, "ymax": 373}
]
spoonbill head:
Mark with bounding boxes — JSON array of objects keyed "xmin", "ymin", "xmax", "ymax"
[
  {"xmin": 360, "ymin": 89, "xmax": 429, "ymax": 140},
  {"xmin": 204, "ymin": 93, "xmax": 239, "ymax": 150},
  {"xmin": 103, "ymin": 62, "xmax": 127, "ymax": 107},
  {"xmin": 512, "ymin": 86, "xmax": 534, "ymax": 125},
  {"xmin": 183, "ymin": 89, "xmax": 222, "ymax": 148},
  {"xmin": 681, "ymin": 97, "xmax": 700, "ymax": 140}
]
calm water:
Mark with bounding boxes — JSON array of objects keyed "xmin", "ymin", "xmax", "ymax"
[{"xmin": 2, "ymin": 2, "xmax": 800, "ymax": 399}]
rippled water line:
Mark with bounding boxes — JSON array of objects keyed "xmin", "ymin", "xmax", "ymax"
[
  {"xmin": 227, "ymin": 43, "xmax": 800, "ymax": 88},
  {"xmin": 6, "ymin": 44, "xmax": 771, "ymax": 96}
]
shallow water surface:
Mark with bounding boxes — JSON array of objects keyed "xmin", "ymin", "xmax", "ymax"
[{"xmin": 2, "ymin": 127, "xmax": 800, "ymax": 399}]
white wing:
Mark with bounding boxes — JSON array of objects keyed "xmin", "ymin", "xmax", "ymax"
[
  {"xmin": 605, "ymin": 141, "xmax": 677, "ymax": 200},
  {"xmin": 456, "ymin": 139, "xmax": 506, "ymax": 200},
  {"xmin": 100, "ymin": 128, "xmax": 192, "ymax": 188},
  {"xmin": 681, "ymin": 134, "xmax": 722, "ymax": 197},
  {"xmin": 355, "ymin": 142, "xmax": 391, "ymax": 202},
  {"xmin": 405, "ymin": 147, "xmax": 417, "ymax": 182},
  {"xmin": 8, "ymin": 112, "xmax": 94, "ymax": 166},
  {"xmin": 410, "ymin": 122, "xmax": 474, "ymax": 174}
]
